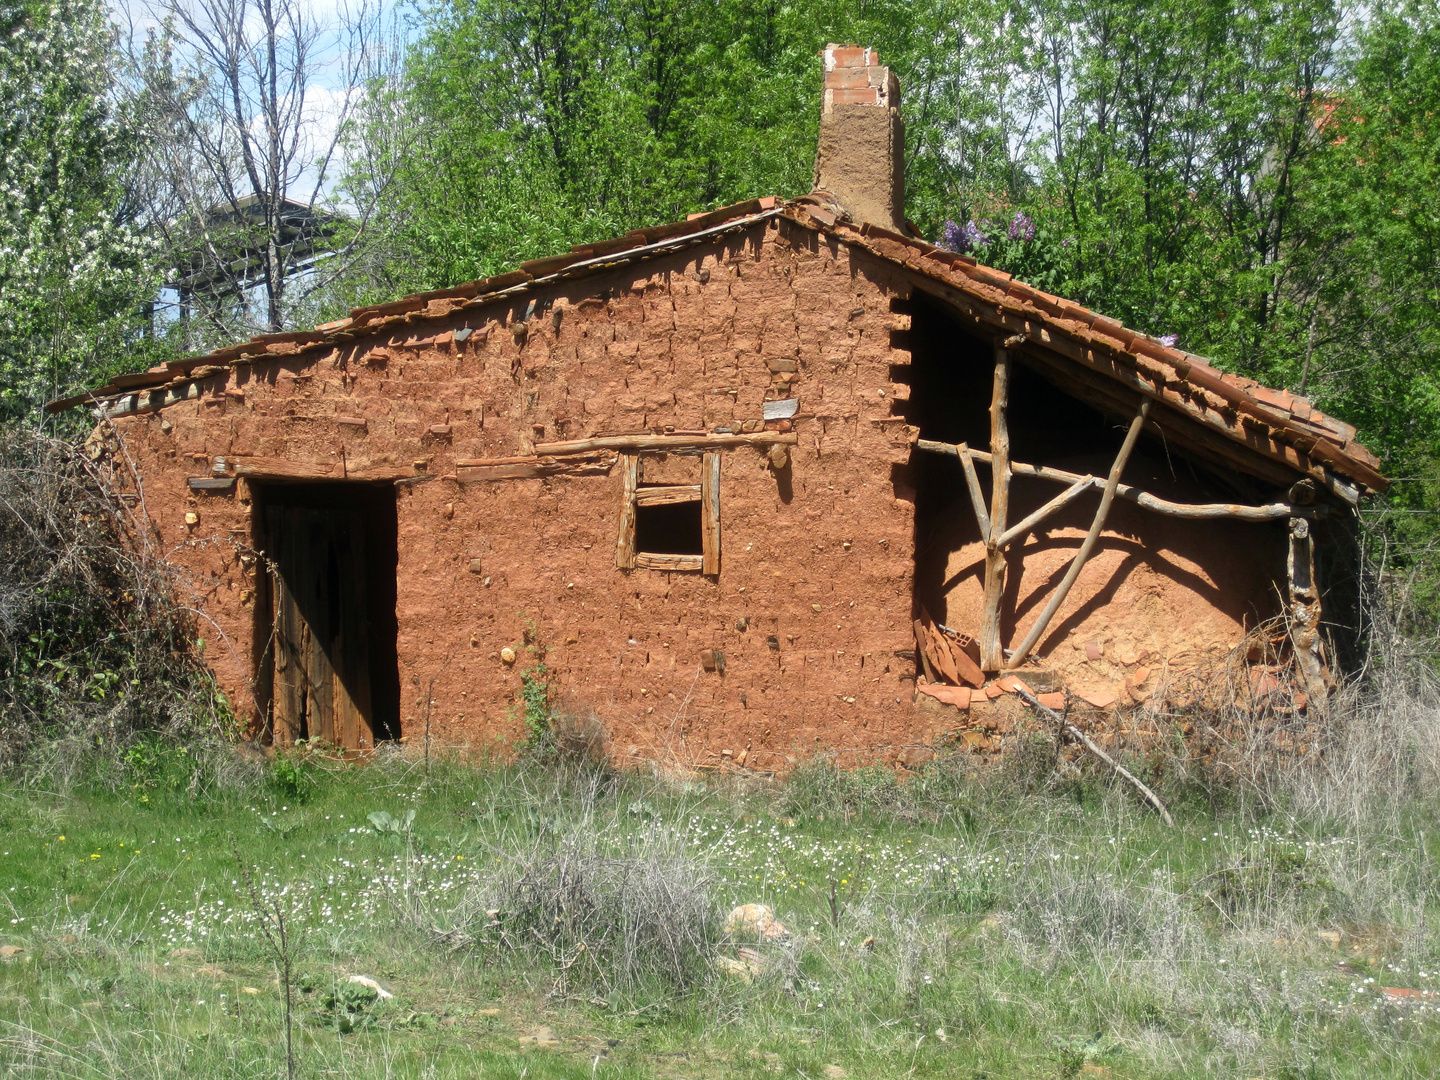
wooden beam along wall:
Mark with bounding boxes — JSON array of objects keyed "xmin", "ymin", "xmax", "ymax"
[
  {"xmin": 615, "ymin": 453, "xmax": 639, "ymax": 570},
  {"xmin": 535, "ymin": 431, "xmax": 797, "ymax": 455},
  {"xmin": 916, "ymin": 440, "xmax": 1326, "ymax": 521},
  {"xmin": 633, "ymin": 483, "xmax": 700, "ymax": 506},
  {"xmin": 701, "ymin": 451, "xmax": 721, "ymax": 576}
]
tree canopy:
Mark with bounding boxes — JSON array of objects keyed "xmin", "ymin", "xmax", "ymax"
[{"xmin": 0, "ymin": 0, "xmax": 159, "ymax": 421}]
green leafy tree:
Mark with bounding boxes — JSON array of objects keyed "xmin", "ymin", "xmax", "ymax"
[
  {"xmin": 1286, "ymin": 2, "xmax": 1440, "ymax": 632},
  {"xmin": 341, "ymin": 0, "xmax": 967, "ymax": 300},
  {"xmin": 0, "ymin": 0, "xmax": 161, "ymax": 420}
]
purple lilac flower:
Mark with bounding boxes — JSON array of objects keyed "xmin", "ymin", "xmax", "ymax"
[
  {"xmin": 938, "ymin": 218, "xmax": 990, "ymax": 254},
  {"xmin": 1007, "ymin": 211, "xmax": 1036, "ymax": 242},
  {"xmin": 1158, "ymin": 334, "xmax": 1178, "ymax": 348}
]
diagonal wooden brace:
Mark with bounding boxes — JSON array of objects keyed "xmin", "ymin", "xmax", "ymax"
[{"xmin": 1006, "ymin": 399, "xmax": 1151, "ymax": 669}]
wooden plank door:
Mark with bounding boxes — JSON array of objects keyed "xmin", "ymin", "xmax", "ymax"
[{"xmin": 267, "ymin": 506, "xmax": 374, "ymax": 750}]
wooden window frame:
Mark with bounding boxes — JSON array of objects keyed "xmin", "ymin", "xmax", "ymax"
[{"xmin": 616, "ymin": 451, "xmax": 720, "ymax": 574}]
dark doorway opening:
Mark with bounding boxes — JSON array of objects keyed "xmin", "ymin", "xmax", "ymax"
[{"xmin": 253, "ymin": 482, "xmax": 401, "ymax": 749}]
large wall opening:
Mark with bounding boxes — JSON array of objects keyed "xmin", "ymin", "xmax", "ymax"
[
  {"xmin": 252, "ymin": 481, "xmax": 401, "ymax": 748},
  {"xmin": 900, "ymin": 292, "xmax": 1287, "ymax": 682}
]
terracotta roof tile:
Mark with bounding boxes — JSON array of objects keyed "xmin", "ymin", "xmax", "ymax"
[{"xmin": 519, "ymin": 252, "xmax": 583, "ymax": 276}]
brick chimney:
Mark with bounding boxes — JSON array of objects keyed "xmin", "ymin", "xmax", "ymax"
[{"xmin": 813, "ymin": 44, "xmax": 906, "ymax": 232}]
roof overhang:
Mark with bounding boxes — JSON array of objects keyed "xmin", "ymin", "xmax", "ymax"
[{"xmin": 53, "ymin": 193, "xmax": 1386, "ymax": 504}]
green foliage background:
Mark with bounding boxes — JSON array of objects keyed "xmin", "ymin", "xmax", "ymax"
[{"xmin": 0, "ymin": 0, "xmax": 163, "ymax": 422}]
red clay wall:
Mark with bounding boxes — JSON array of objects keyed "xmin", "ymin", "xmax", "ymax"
[
  {"xmin": 105, "ymin": 216, "xmax": 1291, "ymax": 765},
  {"xmin": 109, "ymin": 220, "xmax": 925, "ymax": 768}
]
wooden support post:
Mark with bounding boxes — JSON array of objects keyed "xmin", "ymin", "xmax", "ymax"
[
  {"xmin": 979, "ymin": 347, "xmax": 1011, "ymax": 671},
  {"xmin": 1288, "ymin": 516, "xmax": 1331, "ymax": 702},
  {"xmin": 956, "ymin": 443, "xmax": 991, "ymax": 539},
  {"xmin": 701, "ymin": 452, "xmax": 721, "ymax": 576},
  {"xmin": 1006, "ymin": 400, "xmax": 1151, "ymax": 669},
  {"xmin": 615, "ymin": 452, "xmax": 639, "ymax": 570}
]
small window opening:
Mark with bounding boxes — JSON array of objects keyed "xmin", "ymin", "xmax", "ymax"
[
  {"xmin": 616, "ymin": 450, "xmax": 720, "ymax": 574},
  {"xmin": 636, "ymin": 497, "xmax": 703, "ymax": 555}
]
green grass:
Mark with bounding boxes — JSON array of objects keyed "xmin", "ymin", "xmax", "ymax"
[{"xmin": 1, "ymin": 744, "xmax": 1439, "ymax": 1079}]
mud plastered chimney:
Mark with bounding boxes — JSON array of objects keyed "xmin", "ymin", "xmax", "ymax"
[{"xmin": 813, "ymin": 44, "xmax": 906, "ymax": 232}]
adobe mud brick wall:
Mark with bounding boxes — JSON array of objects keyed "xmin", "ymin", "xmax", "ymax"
[{"xmin": 107, "ymin": 219, "xmax": 928, "ymax": 768}]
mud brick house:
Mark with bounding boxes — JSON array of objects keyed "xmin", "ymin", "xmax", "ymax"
[{"xmin": 52, "ymin": 46, "xmax": 1388, "ymax": 765}]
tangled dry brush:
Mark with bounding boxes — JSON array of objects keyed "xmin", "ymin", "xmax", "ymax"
[{"xmin": 0, "ymin": 426, "xmax": 222, "ymax": 770}]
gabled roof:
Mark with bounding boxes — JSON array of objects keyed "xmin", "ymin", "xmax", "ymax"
[{"xmin": 55, "ymin": 194, "xmax": 1387, "ymax": 502}]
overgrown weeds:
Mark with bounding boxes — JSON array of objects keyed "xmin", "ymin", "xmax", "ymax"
[
  {"xmin": 489, "ymin": 824, "xmax": 717, "ymax": 999},
  {"xmin": 377, "ymin": 772, "xmax": 715, "ymax": 1003},
  {"xmin": 2, "ymin": 710, "xmax": 1439, "ymax": 1079},
  {"xmin": 0, "ymin": 425, "xmax": 225, "ymax": 781}
]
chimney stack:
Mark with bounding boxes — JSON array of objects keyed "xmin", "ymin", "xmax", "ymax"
[{"xmin": 813, "ymin": 44, "xmax": 906, "ymax": 233}]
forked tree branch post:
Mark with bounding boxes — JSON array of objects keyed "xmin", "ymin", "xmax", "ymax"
[{"xmin": 979, "ymin": 344, "xmax": 1012, "ymax": 671}]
